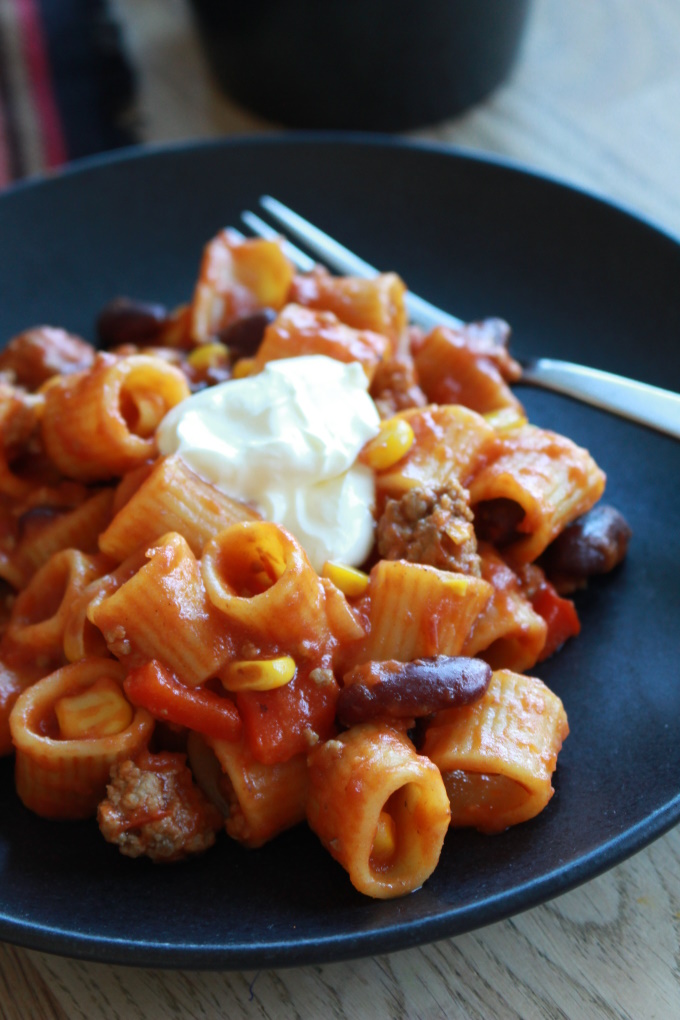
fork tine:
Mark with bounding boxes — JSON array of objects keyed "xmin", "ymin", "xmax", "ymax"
[
  {"xmin": 241, "ymin": 210, "xmax": 317, "ymax": 273},
  {"xmin": 260, "ymin": 195, "xmax": 380, "ymax": 280},
  {"xmin": 258, "ymin": 195, "xmax": 463, "ymax": 332}
]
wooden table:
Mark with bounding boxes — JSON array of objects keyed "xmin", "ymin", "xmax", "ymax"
[{"xmin": 3, "ymin": 2, "xmax": 679, "ymax": 1017}]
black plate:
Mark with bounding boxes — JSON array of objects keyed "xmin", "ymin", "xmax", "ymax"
[{"xmin": 0, "ymin": 136, "xmax": 679, "ymax": 970}]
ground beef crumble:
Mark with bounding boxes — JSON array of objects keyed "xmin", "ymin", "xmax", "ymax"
[
  {"xmin": 98, "ymin": 750, "xmax": 223, "ymax": 862},
  {"xmin": 369, "ymin": 353, "xmax": 427, "ymax": 418},
  {"xmin": 377, "ymin": 482, "xmax": 481, "ymax": 576}
]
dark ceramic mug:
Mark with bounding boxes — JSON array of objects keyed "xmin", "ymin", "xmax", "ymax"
[{"xmin": 187, "ymin": 0, "xmax": 532, "ymax": 131}]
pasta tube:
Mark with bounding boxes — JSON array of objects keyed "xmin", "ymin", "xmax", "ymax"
[
  {"xmin": 461, "ymin": 544, "xmax": 548, "ymax": 672},
  {"xmin": 1, "ymin": 488, "xmax": 114, "ymax": 589},
  {"xmin": 253, "ymin": 304, "xmax": 389, "ymax": 382},
  {"xmin": 90, "ymin": 533, "xmax": 231, "ymax": 686},
  {"xmin": 3, "ymin": 549, "xmax": 109, "ymax": 670},
  {"xmin": 421, "ymin": 669, "xmax": 569, "ymax": 833},
  {"xmin": 190, "ymin": 229, "xmax": 294, "ymax": 342},
  {"xmin": 358, "ymin": 559, "xmax": 492, "ymax": 663},
  {"xmin": 469, "ymin": 424, "xmax": 606, "ymax": 566},
  {"xmin": 0, "ymin": 383, "xmax": 44, "ymax": 500},
  {"xmin": 99, "ymin": 454, "xmax": 260, "ymax": 561},
  {"xmin": 306, "ymin": 722, "xmax": 451, "ymax": 898},
  {"xmin": 202, "ymin": 521, "xmax": 331, "ymax": 658},
  {"xmin": 10, "ymin": 657, "xmax": 154, "ymax": 819},
  {"xmin": 0, "ymin": 660, "xmax": 42, "ymax": 757},
  {"xmin": 290, "ymin": 267, "xmax": 407, "ymax": 349},
  {"xmin": 414, "ymin": 324, "xmax": 523, "ymax": 414},
  {"xmin": 187, "ymin": 731, "xmax": 308, "ymax": 848},
  {"xmin": 41, "ymin": 353, "xmax": 190, "ymax": 481},
  {"xmin": 374, "ymin": 404, "xmax": 497, "ymax": 508},
  {"xmin": 62, "ymin": 550, "xmax": 147, "ymax": 662}
]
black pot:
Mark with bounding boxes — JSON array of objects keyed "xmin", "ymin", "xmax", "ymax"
[{"xmin": 187, "ymin": 0, "xmax": 532, "ymax": 131}]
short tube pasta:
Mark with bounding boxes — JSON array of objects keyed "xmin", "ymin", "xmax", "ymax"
[
  {"xmin": 414, "ymin": 324, "xmax": 523, "ymax": 414},
  {"xmin": 3, "ymin": 549, "xmax": 109, "ymax": 670},
  {"xmin": 358, "ymin": 559, "xmax": 492, "ymax": 663},
  {"xmin": 290, "ymin": 267, "xmax": 407, "ymax": 349},
  {"xmin": 99, "ymin": 454, "xmax": 260, "ymax": 561},
  {"xmin": 190, "ymin": 230, "xmax": 295, "ymax": 343},
  {"xmin": 1, "ymin": 488, "xmax": 115, "ymax": 589},
  {"xmin": 469, "ymin": 424, "xmax": 606, "ymax": 566},
  {"xmin": 187, "ymin": 731, "xmax": 308, "ymax": 848},
  {"xmin": 0, "ymin": 660, "xmax": 42, "ymax": 757},
  {"xmin": 461, "ymin": 544, "xmax": 548, "ymax": 672},
  {"xmin": 374, "ymin": 404, "xmax": 497, "ymax": 509},
  {"xmin": 202, "ymin": 521, "xmax": 331, "ymax": 658},
  {"xmin": 421, "ymin": 669, "xmax": 569, "ymax": 833},
  {"xmin": 306, "ymin": 722, "xmax": 451, "ymax": 899},
  {"xmin": 10, "ymin": 657, "xmax": 154, "ymax": 818},
  {"xmin": 41, "ymin": 353, "xmax": 190, "ymax": 481},
  {"xmin": 90, "ymin": 533, "xmax": 231, "ymax": 685},
  {"xmin": 62, "ymin": 550, "xmax": 147, "ymax": 662},
  {"xmin": 0, "ymin": 385, "xmax": 44, "ymax": 500},
  {"xmin": 253, "ymin": 304, "xmax": 390, "ymax": 382}
]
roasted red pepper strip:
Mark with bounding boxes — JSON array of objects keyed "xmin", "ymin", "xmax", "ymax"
[
  {"xmin": 532, "ymin": 581, "xmax": 581, "ymax": 661},
  {"xmin": 124, "ymin": 660, "xmax": 241, "ymax": 741}
]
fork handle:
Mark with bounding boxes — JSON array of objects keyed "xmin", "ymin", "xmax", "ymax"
[{"xmin": 520, "ymin": 357, "xmax": 680, "ymax": 439}]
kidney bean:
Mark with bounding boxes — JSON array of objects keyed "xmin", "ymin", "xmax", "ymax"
[
  {"xmin": 337, "ymin": 656, "xmax": 492, "ymax": 728},
  {"xmin": 541, "ymin": 504, "xmax": 632, "ymax": 578},
  {"xmin": 217, "ymin": 308, "xmax": 277, "ymax": 359},
  {"xmin": 96, "ymin": 297, "xmax": 169, "ymax": 348}
]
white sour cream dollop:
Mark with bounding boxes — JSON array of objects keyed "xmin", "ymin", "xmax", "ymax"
[{"xmin": 157, "ymin": 355, "xmax": 381, "ymax": 571}]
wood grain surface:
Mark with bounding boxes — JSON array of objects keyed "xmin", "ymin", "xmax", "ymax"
[{"xmin": 2, "ymin": 1, "xmax": 679, "ymax": 1017}]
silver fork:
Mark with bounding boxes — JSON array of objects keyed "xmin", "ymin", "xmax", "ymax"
[{"xmin": 239, "ymin": 195, "xmax": 680, "ymax": 441}]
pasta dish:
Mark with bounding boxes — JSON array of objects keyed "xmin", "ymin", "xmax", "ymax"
[{"xmin": 0, "ymin": 229, "xmax": 630, "ymax": 898}]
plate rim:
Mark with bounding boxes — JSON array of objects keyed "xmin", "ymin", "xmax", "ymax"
[
  {"xmin": 3, "ymin": 129, "xmax": 680, "ymax": 251},
  {"xmin": 0, "ymin": 799, "xmax": 678, "ymax": 969}
]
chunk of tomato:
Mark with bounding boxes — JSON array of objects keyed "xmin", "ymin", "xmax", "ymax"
[
  {"xmin": 531, "ymin": 581, "xmax": 581, "ymax": 661},
  {"xmin": 237, "ymin": 666, "xmax": 339, "ymax": 765}
]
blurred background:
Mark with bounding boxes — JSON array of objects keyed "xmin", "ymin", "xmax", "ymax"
[{"xmin": 0, "ymin": 0, "xmax": 679, "ymax": 239}]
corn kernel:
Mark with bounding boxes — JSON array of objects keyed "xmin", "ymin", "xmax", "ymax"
[
  {"xmin": 186, "ymin": 342, "xmax": 229, "ymax": 372},
  {"xmin": 222, "ymin": 655, "xmax": 296, "ymax": 692},
  {"xmin": 231, "ymin": 357, "xmax": 258, "ymax": 380},
  {"xmin": 443, "ymin": 574, "xmax": 471, "ymax": 596},
  {"xmin": 371, "ymin": 810, "xmax": 397, "ymax": 865},
  {"xmin": 55, "ymin": 678, "xmax": 133, "ymax": 740},
  {"xmin": 361, "ymin": 418, "xmax": 415, "ymax": 471},
  {"xmin": 322, "ymin": 561, "xmax": 370, "ymax": 598},
  {"xmin": 483, "ymin": 406, "xmax": 527, "ymax": 432}
]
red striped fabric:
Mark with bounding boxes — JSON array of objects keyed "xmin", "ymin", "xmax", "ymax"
[
  {"xmin": 0, "ymin": 0, "xmax": 135, "ymax": 189},
  {"xmin": 0, "ymin": 0, "xmax": 66, "ymax": 186},
  {"xmin": 13, "ymin": 0, "xmax": 67, "ymax": 170}
]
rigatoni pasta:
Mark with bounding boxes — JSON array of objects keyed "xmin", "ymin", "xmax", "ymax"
[
  {"xmin": 10, "ymin": 658, "xmax": 153, "ymax": 818},
  {"xmin": 306, "ymin": 722, "xmax": 451, "ymax": 899},
  {"xmin": 99, "ymin": 454, "xmax": 260, "ymax": 562},
  {"xmin": 0, "ymin": 224, "xmax": 631, "ymax": 896},
  {"xmin": 90, "ymin": 532, "xmax": 232, "ymax": 685},
  {"xmin": 421, "ymin": 669, "xmax": 569, "ymax": 832},
  {"xmin": 41, "ymin": 353, "xmax": 190, "ymax": 481}
]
